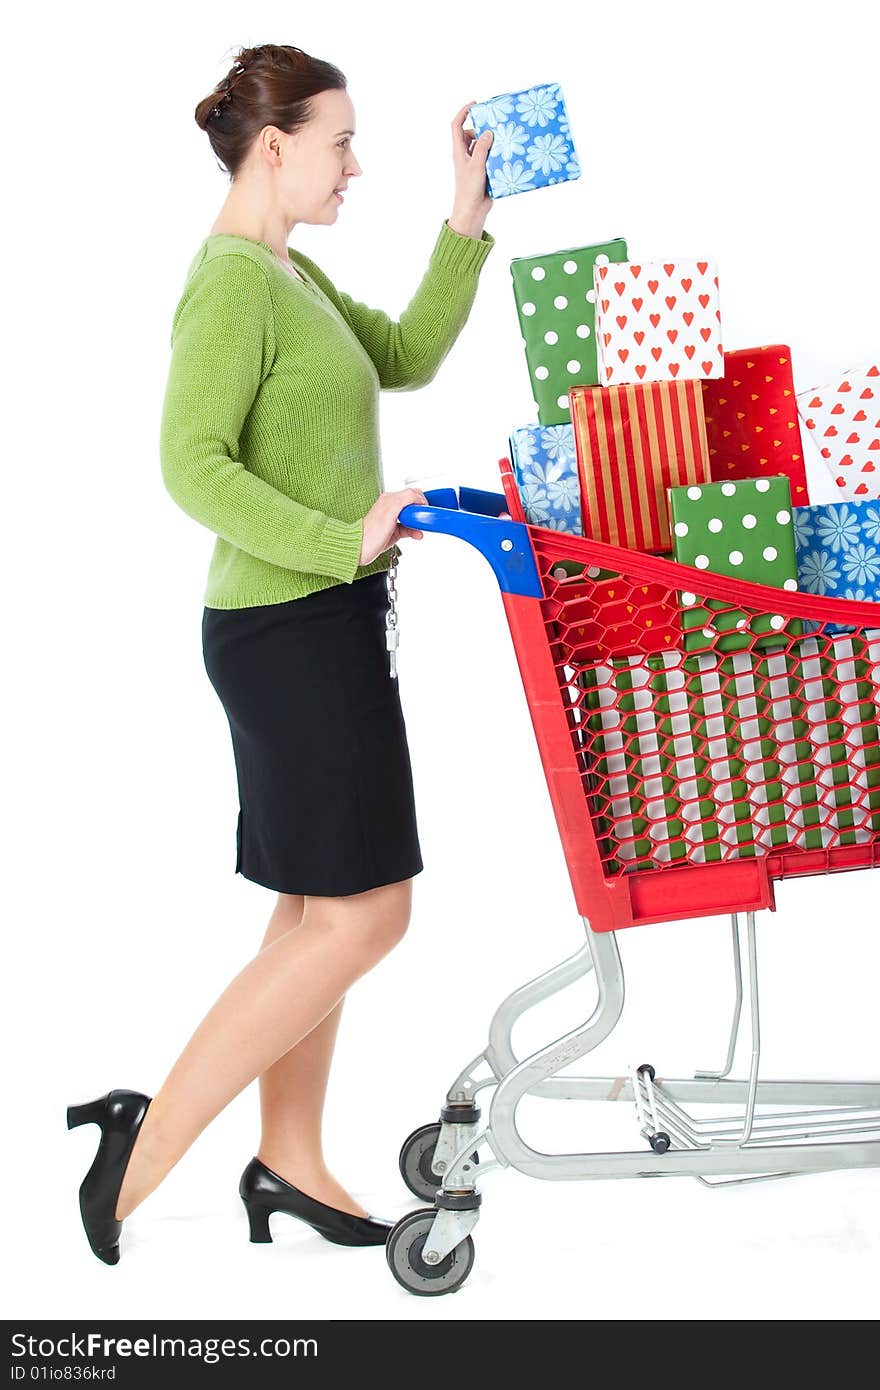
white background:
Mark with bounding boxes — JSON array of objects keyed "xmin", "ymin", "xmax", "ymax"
[{"xmin": 5, "ymin": 0, "xmax": 879, "ymax": 1323}]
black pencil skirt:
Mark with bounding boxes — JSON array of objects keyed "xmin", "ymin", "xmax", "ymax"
[{"xmin": 201, "ymin": 571, "xmax": 424, "ymax": 897}]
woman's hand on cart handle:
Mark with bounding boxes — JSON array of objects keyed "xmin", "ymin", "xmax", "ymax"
[{"xmin": 358, "ymin": 488, "xmax": 428, "ymax": 566}]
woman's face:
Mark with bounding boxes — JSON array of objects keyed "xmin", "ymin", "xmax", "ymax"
[{"xmin": 274, "ymin": 87, "xmax": 362, "ymax": 225}]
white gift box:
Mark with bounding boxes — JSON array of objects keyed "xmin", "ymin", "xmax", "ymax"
[
  {"xmin": 593, "ymin": 258, "xmax": 723, "ymax": 387},
  {"xmin": 796, "ymin": 365, "xmax": 880, "ymax": 500}
]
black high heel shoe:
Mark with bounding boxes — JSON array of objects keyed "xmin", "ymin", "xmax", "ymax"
[
  {"xmin": 67, "ymin": 1089, "xmax": 152, "ymax": 1264},
  {"xmin": 239, "ymin": 1156, "xmax": 393, "ymax": 1247}
]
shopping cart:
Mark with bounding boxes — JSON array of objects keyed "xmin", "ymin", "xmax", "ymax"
[{"xmin": 384, "ymin": 466, "xmax": 880, "ymax": 1297}]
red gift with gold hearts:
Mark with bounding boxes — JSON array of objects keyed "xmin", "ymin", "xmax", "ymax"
[
  {"xmin": 593, "ymin": 258, "xmax": 723, "ymax": 387},
  {"xmin": 569, "ymin": 379, "xmax": 711, "ymax": 552},
  {"xmin": 796, "ymin": 365, "xmax": 880, "ymax": 499},
  {"xmin": 702, "ymin": 345, "xmax": 809, "ymax": 504}
]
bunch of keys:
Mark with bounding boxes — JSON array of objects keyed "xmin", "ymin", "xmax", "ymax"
[{"xmin": 385, "ymin": 552, "xmax": 400, "ymax": 679}]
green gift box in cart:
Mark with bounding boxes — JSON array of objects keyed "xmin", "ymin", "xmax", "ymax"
[
  {"xmin": 785, "ymin": 632, "xmax": 880, "ymax": 846},
  {"xmin": 669, "ymin": 476, "xmax": 802, "ymax": 653},
  {"xmin": 577, "ymin": 633, "xmax": 880, "ymax": 872},
  {"xmin": 579, "ymin": 650, "xmax": 784, "ymax": 871}
]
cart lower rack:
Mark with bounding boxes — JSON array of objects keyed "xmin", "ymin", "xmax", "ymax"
[{"xmin": 380, "ymin": 472, "xmax": 880, "ymax": 1298}]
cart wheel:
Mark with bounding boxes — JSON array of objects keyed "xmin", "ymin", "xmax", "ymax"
[
  {"xmin": 650, "ymin": 1131, "xmax": 671, "ymax": 1154},
  {"xmin": 386, "ymin": 1209, "xmax": 475, "ymax": 1297},
  {"xmin": 398, "ymin": 1123, "xmax": 480, "ymax": 1202},
  {"xmin": 637, "ymin": 1063, "xmax": 656, "ymax": 1081}
]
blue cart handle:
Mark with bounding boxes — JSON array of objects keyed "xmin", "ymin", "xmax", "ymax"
[{"xmin": 397, "ymin": 486, "xmax": 542, "ymax": 597}]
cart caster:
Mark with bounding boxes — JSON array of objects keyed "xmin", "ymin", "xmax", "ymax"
[
  {"xmin": 637, "ymin": 1063, "xmax": 656, "ymax": 1081},
  {"xmin": 386, "ymin": 1209, "xmax": 475, "ymax": 1297},
  {"xmin": 650, "ymin": 1131, "xmax": 671, "ymax": 1154},
  {"xmin": 398, "ymin": 1123, "xmax": 480, "ymax": 1202}
]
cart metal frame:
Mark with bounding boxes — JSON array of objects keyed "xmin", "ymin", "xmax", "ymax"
[{"xmin": 382, "ymin": 482, "xmax": 880, "ymax": 1297}]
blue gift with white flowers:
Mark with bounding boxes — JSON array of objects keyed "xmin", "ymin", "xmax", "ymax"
[
  {"xmin": 468, "ymin": 83, "xmax": 580, "ymax": 199},
  {"xmin": 794, "ymin": 500, "xmax": 880, "ymax": 632},
  {"xmin": 508, "ymin": 423, "xmax": 583, "ymax": 533}
]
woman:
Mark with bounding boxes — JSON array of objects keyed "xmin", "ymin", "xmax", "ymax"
[{"xmin": 67, "ymin": 42, "xmax": 495, "ymax": 1263}]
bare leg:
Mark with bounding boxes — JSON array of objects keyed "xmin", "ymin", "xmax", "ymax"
[
  {"xmin": 254, "ymin": 893, "xmax": 367, "ymax": 1216},
  {"xmin": 115, "ymin": 879, "xmax": 413, "ymax": 1220}
]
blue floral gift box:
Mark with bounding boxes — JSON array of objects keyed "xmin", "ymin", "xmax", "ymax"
[
  {"xmin": 794, "ymin": 500, "xmax": 880, "ymax": 632},
  {"xmin": 508, "ymin": 423, "xmax": 583, "ymax": 533},
  {"xmin": 468, "ymin": 83, "xmax": 580, "ymax": 198}
]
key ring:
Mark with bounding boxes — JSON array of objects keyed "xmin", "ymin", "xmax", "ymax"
[{"xmin": 385, "ymin": 552, "xmax": 399, "ymax": 679}]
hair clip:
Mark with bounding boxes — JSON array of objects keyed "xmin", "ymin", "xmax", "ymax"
[{"xmin": 209, "ymin": 60, "xmax": 247, "ymax": 120}]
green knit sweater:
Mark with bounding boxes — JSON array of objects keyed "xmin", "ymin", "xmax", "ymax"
[{"xmin": 159, "ymin": 220, "xmax": 495, "ymax": 608}]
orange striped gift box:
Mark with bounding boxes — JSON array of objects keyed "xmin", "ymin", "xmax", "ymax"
[{"xmin": 569, "ymin": 379, "xmax": 711, "ymax": 552}]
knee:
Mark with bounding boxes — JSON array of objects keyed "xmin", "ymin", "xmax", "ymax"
[
  {"xmin": 360, "ymin": 879, "xmax": 414, "ymax": 956},
  {"xmin": 377, "ymin": 892, "xmax": 414, "ymax": 952},
  {"xmin": 276, "ymin": 891, "xmax": 305, "ymax": 916},
  {"xmin": 319, "ymin": 878, "xmax": 413, "ymax": 958}
]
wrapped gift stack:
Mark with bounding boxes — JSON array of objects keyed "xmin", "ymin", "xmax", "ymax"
[{"xmin": 477, "ymin": 80, "xmax": 880, "ymax": 867}]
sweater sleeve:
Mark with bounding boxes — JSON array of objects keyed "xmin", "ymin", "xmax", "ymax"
[
  {"xmin": 298, "ymin": 220, "xmax": 495, "ymax": 391},
  {"xmin": 159, "ymin": 252, "xmax": 365, "ymax": 583}
]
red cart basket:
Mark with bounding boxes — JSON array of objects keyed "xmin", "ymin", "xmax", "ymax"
[{"xmin": 382, "ymin": 470, "xmax": 880, "ymax": 1298}]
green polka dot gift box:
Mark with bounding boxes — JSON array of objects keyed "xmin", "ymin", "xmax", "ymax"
[
  {"xmin": 510, "ymin": 239, "xmax": 628, "ymax": 427},
  {"xmin": 579, "ymin": 649, "xmax": 814, "ymax": 869},
  {"xmin": 668, "ymin": 475, "xmax": 802, "ymax": 653},
  {"xmin": 579, "ymin": 636, "xmax": 880, "ymax": 867}
]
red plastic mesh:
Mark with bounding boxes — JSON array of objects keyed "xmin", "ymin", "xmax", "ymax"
[{"xmin": 525, "ymin": 527, "xmax": 880, "ymax": 880}]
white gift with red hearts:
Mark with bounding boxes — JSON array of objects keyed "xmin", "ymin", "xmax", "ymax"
[{"xmin": 593, "ymin": 258, "xmax": 723, "ymax": 387}]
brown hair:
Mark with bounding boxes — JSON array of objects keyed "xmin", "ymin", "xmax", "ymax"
[{"xmin": 195, "ymin": 44, "xmax": 348, "ymax": 179}]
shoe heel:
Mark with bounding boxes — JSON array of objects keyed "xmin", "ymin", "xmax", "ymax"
[
  {"xmin": 67, "ymin": 1096, "xmax": 108, "ymax": 1130},
  {"xmin": 243, "ymin": 1198, "xmax": 273, "ymax": 1244}
]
